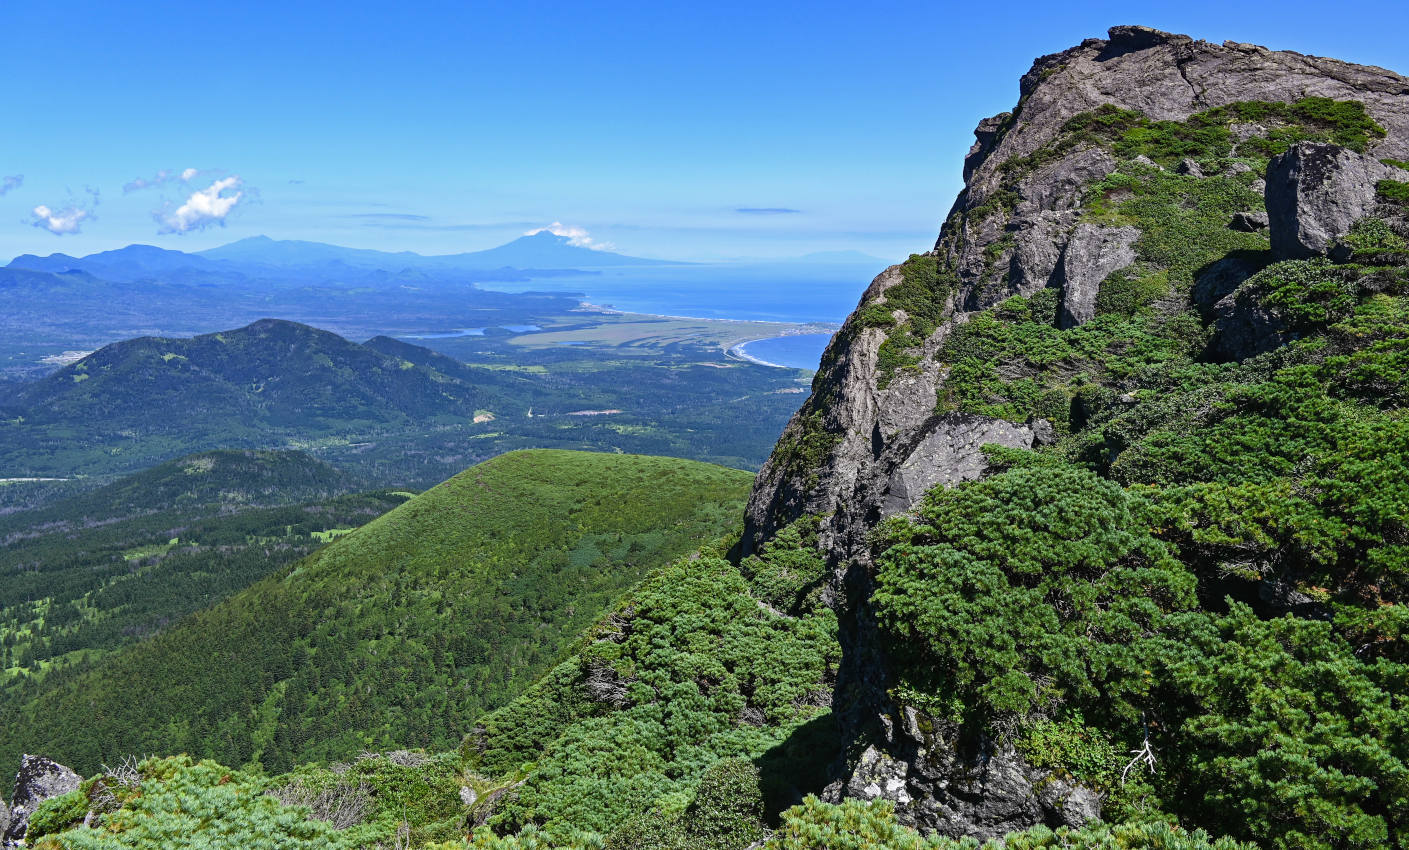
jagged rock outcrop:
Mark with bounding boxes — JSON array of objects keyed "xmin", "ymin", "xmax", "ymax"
[
  {"xmin": 740, "ymin": 25, "xmax": 1409, "ymax": 839},
  {"xmin": 1267, "ymin": 141, "xmax": 1402, "ymax": 256},
  {"xmin": 938, "ymin": 25, "xmax": 1409, "ymax": 314},
  {"xmin": 4, "ymin": 755, "xmax": 81, "ymax": 844}
]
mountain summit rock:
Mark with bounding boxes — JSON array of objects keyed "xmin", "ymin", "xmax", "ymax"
[{"xmin": 740, "ymin": 25, "xmax": 1409, "ymax": 838}]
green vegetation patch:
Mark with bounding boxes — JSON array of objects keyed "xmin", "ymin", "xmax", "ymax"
[
  {"xmin": 1082, "ymin": 166, "xmax": 1268, "ymax": 286},
  {"xmin": 31, "ymin": 756, "xmax": 379, "ymax": 849},
  {"xmin": 3, "ymin": 450, "xmax": 754, "ymax": 775},
  {"xmin": 1377, "ymin": 178, "xmax": 1409, "ymax": 205},
  {"xmin": 1007, "ymin": 98, "xmax": 1384, "ymax": 180},
  {"xmin": 935, "ymin": 291, "xmax": 1202, "ymax": 430},
  {"xmin": 468, "ymin": 527, "xmax": 838, "ymax": 839},
  {"xmin": 760, "ymin": 797, "xmax": 1252, "ymax": 850},
  {"xmin": 873, "ymin": 466, "xmax": 1195, "ymax": 723},
  {"xmin": 868, "ymin": 254, "xmax": 958, "ymax": 389}
]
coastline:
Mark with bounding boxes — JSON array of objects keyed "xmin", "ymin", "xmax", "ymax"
[
  {"xmin": 726, "ymin": 330, "xmax": 835, "ymax": 370},
  {"xmin": 726, "ymin": 341, "xmax": 790, "ymax": 368}
]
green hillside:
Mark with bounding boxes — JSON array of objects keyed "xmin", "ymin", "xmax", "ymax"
[
  {"xmin": 1, "ymin": 449, "xmax": 753, "ymax": 775},
  {"xmin": 0, "ymin": 450, "xmax": 404, "ymax": 691}
]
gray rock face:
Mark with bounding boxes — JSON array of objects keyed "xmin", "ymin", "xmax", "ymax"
[
  {"xmin": 832, "ymin": 708, "xmax": 1099, "ymax": 839},
  {"xmin": 1266, "ymin": 142, "xmax": 1398, "ymax": 257},
  {"xmin": 1210, "ymin": 285, "xmax": 1286, "ymax": 362},
  {"xmin": 1176, "ymin": 157, "xmax": 1205, "ymax": 177},
  {"xmin": 1, "ymin": 795, "xmax": 8, "ymax": 845},
  {"xmin": 740, "ymin": 25, "xmax": 1409, "ymax": 840},
  {"xmin": 882, "ymin": 415, "xmax": 1034, "ymax": 514},
  {"xmin": 937, "ymin": 25, "xmax": 1409, "ymax": 312},
  {"xmin": 4, "ymin": 755, "xmax": 82, "ymax": 844},
  {"xmin": 1057, "ymin": 223, "xmax": 1141, "ymax": 328}
]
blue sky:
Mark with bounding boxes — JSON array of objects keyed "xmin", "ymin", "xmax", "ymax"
[{"xmin": 3, "ymin": 0, "xmax": 1406, "ymax": 262}]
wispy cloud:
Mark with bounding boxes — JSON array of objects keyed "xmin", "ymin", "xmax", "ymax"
[
  {"xmin": 30, "ymin": 187, "xmax": 99, "ymax": 235},
  {"xmin": 525, "ymin": 221, "xmax": 614, "ymax": 251},
  {"xmin": 156, "ymin": 176, "xmax": 245, "ymax": 234},
  {"xmin": 0, "ymin": 175, "xmax": 22, "ymax": 196},
  {"xmin": 124, "ymin": 167, "xmax": 209, "ymax": 193},
  {"xmin": 736, "ymin": 207, "xmax": 802, "ymax": 215},
  {"xmin": 343, "ymin": 212, "xmax": 431, "ymax": 222}
]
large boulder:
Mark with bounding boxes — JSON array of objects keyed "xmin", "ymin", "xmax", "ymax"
[
  {"xmin": 1057, "ymin": 223, "xmax": 1141, "ymax": 328},
  {"xmin": 1266, "ymin": 142, "xmax": 1397, "ymax": 257},
  {"xmin": 4, "ymin": 755, "xmax": 82, "ymax": 844},
  {"xmin": 834, "ymin": 707, "xmax": 1101, "ymax": 838}
]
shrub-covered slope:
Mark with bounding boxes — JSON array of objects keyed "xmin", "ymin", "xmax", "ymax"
[
  {"xmin": 1, "ymin": 450, "xmax": 752, "ymax": 776},
  {"xmin": 737, "ymin": 24, "xmax": 1409, "ymax": 850}
]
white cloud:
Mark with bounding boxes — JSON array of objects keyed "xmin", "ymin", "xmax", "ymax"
[
  {"xmin": 125, "ymin": 167, "xmax": 206, "ymax": 193},
  {"xmin": 0, "ymin": 175, "xmax": 22, "ymax": 196},
  {"xmin": 156, "ymin": 176, "xmax": 244, "ymax": 233},
  {"xmin": 31, "ymin": 204, "xmax": 91, "ymax": 235},
  {"xmin": 525, "ymin": 221, "xmax": 615, "ymax": 251}
]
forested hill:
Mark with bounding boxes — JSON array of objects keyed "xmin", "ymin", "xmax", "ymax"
[
  {"xmin": 0, "ymin": 319, "xmax": 528, "ymax": 477},
  {"xmin": 0, "ymin": 449, "xmax": 360, "ymax": 534},
  {"xmin": 12, "ymin": 317, "xmax": 480, "ymax": 428},
  {"xmin": 0, "ymin": 450, "xmax": 753, "ymax": 775},
  {"xmin": 0, "ymin": 451, "xmax": 408, "ymax": 709}
]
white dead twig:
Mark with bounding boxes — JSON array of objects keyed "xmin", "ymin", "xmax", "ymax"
[{"xmin": 1120, "ymin": 719, "xmax": 1157, "ymax": 785}]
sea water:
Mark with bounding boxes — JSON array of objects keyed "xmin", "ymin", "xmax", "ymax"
[
  {"xmin": 737, "ymin": 333, "xmax": 834, "ymax": 371},
  {"xmin": 482, "ymin": 262, "xmax": 877, "ymax": 325}
]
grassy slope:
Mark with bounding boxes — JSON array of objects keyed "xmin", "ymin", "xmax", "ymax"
[{"xmin": 1, "ymin": 449, "xmax": 753, "ymax": 775}]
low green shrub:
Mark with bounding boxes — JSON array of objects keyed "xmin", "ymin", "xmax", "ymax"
[
  {"xmin": 761, "ymin": 797, "xmax": 1254, "ymax": 850},
  {"xmin": 472, "ymin": 555, "xmax": 839, "ymax": 835},
  {"xmin": 873, "ymin": 465, "xmax": 1196, "ymax": 723},
  {"xmin": 31, "ymin": 756, "xmax": 380, "ymax": 849},
  {"xmin": 1377, "ymin": 178, "xmax": 1409, "ymax": 205}
]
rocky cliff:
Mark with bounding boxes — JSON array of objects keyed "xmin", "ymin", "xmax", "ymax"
[{"xmin": 739, "ymin": 25, "xmax": 1409, "ymax": 838}]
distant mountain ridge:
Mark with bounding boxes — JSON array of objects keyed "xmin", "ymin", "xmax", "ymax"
[
  {"xmin": 200, "ymin": 231, "xmax": 680, "ymax": 269},
  {"xmin": 6, "ymin": 232, "xmax": 681, "ymax": 283},
  {"xmin": 6, "ymin": 244, "xmax": 234, "ymax": 283}
]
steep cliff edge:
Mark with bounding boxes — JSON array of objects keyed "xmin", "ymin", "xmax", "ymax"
[{"xmin": 739, "ymin": 26, "xmax": 1409, "ymax": 842}]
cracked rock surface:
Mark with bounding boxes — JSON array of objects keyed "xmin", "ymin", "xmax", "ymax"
[{"xmin": 4, "ymin": 755, "xmax": 81, "ymax": 845}]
